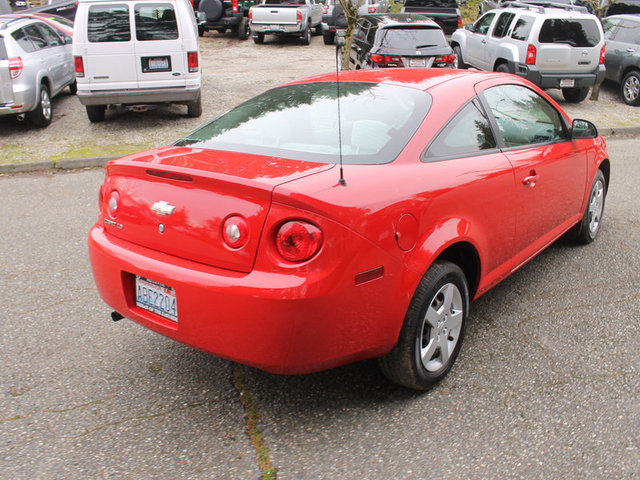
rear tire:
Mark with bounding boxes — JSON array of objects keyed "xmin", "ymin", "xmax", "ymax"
[
  {"xmin": 29, "ymin": 84, "xmax": 52, "ymax": 128},
  {"xmin": 621, "ymin": 70, "xmax": 640, "ymax": 106},
  {"xmin": 86, "ymin": 105, "xmax": 106, "ymax": 123},
  {"xmin": 323, "ymin": 31, "xmax": 335, "ymax": 45},
  {"xmin": 300, "ymin": 24, "xmax": 311, "ymax": 45},
  {"xmin": 495, "ymin": 63, "xmax": 510, "ymax": 73},
  {"xmin": 315, "ymin": 23, "xmax": 323, "ymax": 35},
  {"xmin": 562, "ymin": 86, "xmax": 589, "ymax": 103},
  {"xmin": 237, "ymin": 16, "xmax": 250, "ymax": 40},
  {"xmin": 253, "ymin": 32, "xmax": 264, "ymax": 44},
  {"xmin": 187, "ymin": 94, "xmax": 202, "ymax": 118},
  {"xmin": 378, "ymin": 261, "xmax": 469, "ymax": 391},
  {"xmin": 453, "ymin": 45, "xmax": 466, "ymax": 69},
  {"xmin": 68, "ymin": 81, "xmax": 77, "ymax": 95}
]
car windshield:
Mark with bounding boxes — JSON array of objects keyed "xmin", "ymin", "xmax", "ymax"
[
  {"xmin": 378, "ymin": 26, "xmax": 447, "ymax": 49},
  {"xmin": 175, "ymin": 82, "xmax": 431, "ymax": 165}
]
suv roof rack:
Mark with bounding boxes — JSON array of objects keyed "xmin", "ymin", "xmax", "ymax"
[{"xmin": 503, "ymin": 1, "xmax": 588, "ymax": 13}]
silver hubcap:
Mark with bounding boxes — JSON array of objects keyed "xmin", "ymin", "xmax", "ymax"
[
  {"xmin": 420, "ymin": 283, "xmax": 463, "ymax": 372},
  {"xmin": 41, "ymin": 89, "xmax": 51, "ymax": 120},
  {"xmin": 624, "ymin": 75, "xmax": 640, "ymax": 102},
  {"xmin": 588, "ymin": 179, "xmax": 604, "ymax": 234}
]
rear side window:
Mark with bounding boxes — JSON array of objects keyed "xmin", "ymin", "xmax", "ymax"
[
  {"xmin": 135, "ymin": 3, "xmax": 179, "ymax": 41},
  {"xmin": 22, "ymin": 25, "xmax": 48, "ymax": 50},
  {"xmin": 511, "ymin": 15, "xmax": 533, "ymax": 41},
  {"xmin": 11, "ymin": 28, "xmax": 36, "ymax": 53},
  {"xmin": 35, "ymin": 23, "xmax": 63, "ymax": 47},
  {"xmin": 614, "ymin": 19, "xmax": 640, "ymax": 44},
  {"xmin": 492, "ymin": 12, "xmax": 515, "ymax": 38},
  {"xmin": 538, "ymin": 19, "xmax": 601, "ymax": 47},
  {"xmin": 88, "ymin": 4, "xmax": 131, "ymax": 42},
  {"xmin": 378, "ymin": 26, "xmax": 448, "ymax": 49}
]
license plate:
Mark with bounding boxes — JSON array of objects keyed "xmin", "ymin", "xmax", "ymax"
[
  {"xmin": 148, "ymin": 58, "xmax": 169, "ymax": 70},
  {"xmin": 135, "ymin": 276, "xmax": 178, "ymax": 322},
  {"xmin": 270, "ymin": 25, "xmax": 281, "ymax": 31},
  {"xmin": 560, "ymin": 78, "xmax": 575, "ymax": 88},
  {"xmin": 409, "ymin": 58, "xmax": 426, "ymax": 67}
]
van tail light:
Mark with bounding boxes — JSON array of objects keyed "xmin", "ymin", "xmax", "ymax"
[
  {"xmin": 232, "ymin": 0, "xmax": 238, "ymax": 13},
  {"xmin": 8, "ymin": 57, "xmax": 23, "ymax": 79},
  {"xmin": 275, "ymin": 221, "xmax": 322, "ymax": 262},
  {"xmin": 74, "ymin": 56, "xmax": 84, "ymax": 77},
  {"xmin": 187, "ymin": 51, "xmax": 199, "ymax": 72},
  {"xmin": 296, "ymin": 9, "xmax": 302, "ymax": 23},
  {"xmin": 600, "ymin": 45, "xmax": 606, "ymax": 64},
  {"xmin": 368, "ymin": 6, "xmax": 376, "ymax": 12},
  {"xmin": 525, "ymin": 44, "xmax": 536, "ymax": 65},
  {"xmin": 370, "ymin": 54, "xmax": 402, "ymax": 66}
]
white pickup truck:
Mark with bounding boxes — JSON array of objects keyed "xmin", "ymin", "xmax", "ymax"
[{"xmin": 249, "ymin": 0, "xmax": 323, "ymax": 45}]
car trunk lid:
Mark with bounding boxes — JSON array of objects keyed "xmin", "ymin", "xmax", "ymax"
[{"xmin": 101, "ymin": 147, "xmax": 333, "ymax": 273}]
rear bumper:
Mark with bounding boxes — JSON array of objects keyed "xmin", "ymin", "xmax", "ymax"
[
  {"xmin": 88, "ymin": 223, "xmax": 412, "ymax": 374},
  {"xmin": 0, "ymin": 83, "xmax": 36, "ymax": 116},
  {"xmin": 508, "ymin": 62, "xmax": 606, "ymax": 88},
  {"xmin": 76, "ymin": 86, "xmax": 200, "ymax": 106},
  {"xmin": 251, "ymin": 23, "xmax": 304, "ymax": 35}
]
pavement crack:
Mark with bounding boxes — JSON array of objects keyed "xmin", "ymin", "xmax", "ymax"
[{"xmin": 232, "ymin": 363, "xmax": 277, "ymax": 480}]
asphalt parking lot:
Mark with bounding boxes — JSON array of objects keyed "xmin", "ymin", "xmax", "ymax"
[{"xmin": 1, "ymin": 32, "xmax": 640, "ymax": 480}]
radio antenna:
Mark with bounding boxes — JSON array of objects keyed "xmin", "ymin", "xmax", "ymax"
[{"xmin": 335, "ymin": 38, "xmax": 346, "ymax": 187}]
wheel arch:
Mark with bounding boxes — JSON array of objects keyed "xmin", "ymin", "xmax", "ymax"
[
  {"xmin": 598, "ymin": 157, "xmax": 611, "ymax": 192},
  {"xmin": 432, "ymin": 241, "xmax": 481, "ymax": 300},
  {"xmin": 621, "ymin": 66, "xmax": 640, "ymax": 83}
]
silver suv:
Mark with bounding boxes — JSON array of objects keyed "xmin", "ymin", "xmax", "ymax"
[
  {"xmin": 0, "ymin": 15, "xmax": 75, "ymax": 127},
  {"xmin": 451, "ymin": 3, "xmax": 605, "ymax": 102}
]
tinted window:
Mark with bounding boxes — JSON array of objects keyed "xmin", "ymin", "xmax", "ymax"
[
  {"xmin": 492, "ymin": 12, "xmax": 515, "ymax": 38},
  {"xmin": 602, "ymin": 17, "xmax": 621, "ymax": 40},
  {"xmin": 175, "ymin": 82, "xmax": 431, "ymax": 165},
  {"xmin": 11, "ymin": 28, "xmax": 36, "ymax": 53},
  {"xmin": 135, "ymin": 3, "xmax": 179, "ymax": 40},
  {"xmin": 35, "ymin": 23, "xmax": 63, "ymax": 47},
  {"xmin": 88, "ymin": 4, "xmax": 131, "ymax": 42},
  {"xmin": 511, "ymin": 15, "xmax": 533, "ymax": 41},
  {"xmin": 22, "ymin": 24, "xmax": 48, "ymax": 50},
  {"xmin": 474, "ymin": 13, "xmax": 495, "ymax": 35},
  {"xmin": 538, "ymin": 19, "xmax": 601, "ymax": 47},
  {"xmin": 615, "ymin": 19, "xmax": 640, "ymax": 44},
  {"xmin": 424, "ymin": 100, "xmax": 497, "ymax": 160},
  {"xmin": 482, "ymin": 85, "xmax": 567, "ymax": 148},
  {"xmin": 378, "ymin": 26, "xmax": 447, "ymax": 49}
]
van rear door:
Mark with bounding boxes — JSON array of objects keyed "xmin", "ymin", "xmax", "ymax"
[
  {"xmin": 132, "ymin": 2, "xmax": 187, "ymax": 89},
  {"xmin": 82, "ymin": 3, "xmax": 139, "ymax": 90}
]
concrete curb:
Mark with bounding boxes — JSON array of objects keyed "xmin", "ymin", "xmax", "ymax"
[{"xmin": 1, "ymin": 126, "xmax": 638, "ymax": 175}]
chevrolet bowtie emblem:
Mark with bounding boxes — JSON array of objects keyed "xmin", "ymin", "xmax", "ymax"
[{"xmin": 151, "ymin": 201, "xmax": 176, "ymax": 216}]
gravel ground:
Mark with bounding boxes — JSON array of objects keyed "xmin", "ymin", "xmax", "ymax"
[{"xmin": 1, "ymin": 32, "xmax": 639, "ymax": 165}]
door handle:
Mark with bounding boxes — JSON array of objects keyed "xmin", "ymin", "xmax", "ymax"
[
  {"xmin": 627, "ymin": 48, "xmax": 636, "ymax": 53},
  {"xmin": 522, "ymin": 172, "xmax": 539, "ymax": 187}
]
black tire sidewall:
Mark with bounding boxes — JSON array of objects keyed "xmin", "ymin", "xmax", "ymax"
[
  {"xmin": 621, "ymin": 71, "xmax": 640, "ymax": 106},
  {"xmin": 577, "ymin": 170, "xmax": 606, "ymax": 244}
]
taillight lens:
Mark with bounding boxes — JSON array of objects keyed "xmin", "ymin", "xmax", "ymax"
[
  {"xmin": 74, "ymin": 56, "xmax": 84, "ymax": 77},
  {"xmin": 368, "ymin": 6, "xmax": 376, "ymax": 12},
  {"xmin": 322, "ymin": 6, "xmax": 327, "ymax": 13},
  {"xmin": 8, "ymin": 57, "xmax": 23, "ymax": 79},
  {"xmin": 275, "ymin": 221, "xmax": 322, "ymax": 262},
  {"xmin": 107, "ymin": 190, "xmax": 120, "ymax": 217},
  {"xmin": 434, "ymin": 54, "xmax": 455, "ymax": 66},
  {"xmin": 526, "ymin": 44, "xmax": 536, "ymax": 65},
  {"xmin": 248, "ymin": 8, "xmax": 252, "ymax": 20},
  {"xmin": 232, "ymin": 0, "xmax": 238, "ymax": 13},
  {"xmin": 370, "ymin": 54, "xmax": 402, "ymax": 66},
  {"xmin": 600, "ymin": 45, "xmax": 606, "ymax": 64},
  {"xmin": 457, "ymin": 16, "xmax": 463, "ymax": 28},
  {"xmin": 222, "ymin": 215, "xmax": 249, "ymax": 249},
  {"xmin": 296, "ymin": 9, "xmax": 302, "ymax": 23},
  {"xmin": 187, "ymin": 51, "xmax": 199, "ymax": 72}
]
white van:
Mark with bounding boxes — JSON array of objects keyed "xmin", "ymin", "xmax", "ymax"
[{"xmin": 73, "ymin": 0, "xmax": 202, "ymax": 122}]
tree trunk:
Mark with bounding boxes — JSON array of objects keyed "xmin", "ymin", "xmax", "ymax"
[{"xmin": 590, "ymin": 83, "xmax": 601, "ymax": 101}]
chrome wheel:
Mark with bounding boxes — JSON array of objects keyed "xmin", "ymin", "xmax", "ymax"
[
  {"xmin": 40, "ymin": 87, "xmax": 52, "ymax": 122},
  {"xmin": 623, "ymin": 72, "xmax": 640, "ymax": 105},
  {"xmin": 588, "ymin": 178, "xmax": 605, "ymax": 235},
  {"xmin": 420, "ymin": 283, "xmax": 464, "ymax": 372}
]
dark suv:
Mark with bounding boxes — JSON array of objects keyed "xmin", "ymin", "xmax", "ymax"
[
  {"xmin": 603, "ymin": 14, "xmax": 640, "ymax": 105},
  {"xmin": 195, "ymin": 0, "xmax": 251, "ymax": 39},
  {"xmin": 401, "ymin": 0, "xmax": 462, "ymax": 35},
  {"xmin": 347, "ymin": 14, "xmax": 455, "ymax": 69}
]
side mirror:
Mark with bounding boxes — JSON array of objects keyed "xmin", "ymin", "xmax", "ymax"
[
  {"xmin": 571, "ymin": 119, "xmax": 598, "ymax": 139},
  {"xmin": 465, "ymin": 23, "xmax": 474, "ymax": 32}
]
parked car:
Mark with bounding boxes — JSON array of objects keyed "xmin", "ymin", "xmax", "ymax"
[
  {"xmin": 346, "ymin": 14, "xmax": 455, "ymax": 69},
  {"xmin": 320, "ymin": 0, "xmax": 346, "ymax": 44},
  {"xmin": 24, "ymin": 0, "xmax": 79, "ymax": 20},
  {"xmin": 605, "ymin": 0, "xmax": 640, "ymax": 16},
  {"xmin": 479, "ymin": 0, "xmax": 592, "ymax": 15},
  {"xmin": 88, "ymin": 68, "xmax": 609, "ymax": 391},
  {"xmin": 603, "ymin": 14, "xmax": 640, "ymax": 105},
  {"xmin": 194, "ymin": 0, "xmax": 251, "ymax": 39},
  {"xmin": 401, "ymin": 0, "xmax": 462, "ymax": 36},
  {"xmin": 249, "ymin": 0, "xmax": 323, "ymax": 45},
  {"xmin": 357, "ymin": 0, "xmax": 391, "ymax": 16},
  {"xmin": 0, "ymin": 15, "xmax": 75, "ymax": 127},
  {"xmin": 450, "ymin": 3, "xmax": 606, "ymax": 102},
  {"xmin": 72, "ymin": 0, "xmax": 202, "ymax": 122}
]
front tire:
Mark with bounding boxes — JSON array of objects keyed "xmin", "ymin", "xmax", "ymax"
[
  {"xmin": 378, "ymin": 261, "xmax": 469, "ymax": 391},
  {"xmin": 568, "ymin": 170, "xmax": 607, "ymax": 244},
  {"xmin": 300, "ymin": 24, "xmax": 311, "ymax": 45},
  {"xmin": 453, "ymin": 45, "xmax": 466, "ymax": 69},
  {"xmin": 29, "ymin": 84, "xmax": 52, "ymax": 128},
  {"xmin": 562, "ymin": 86, "xmax": 589, "ymax": 103},
  {"xmin": 323, "ymin": 31, "xmax": 335, "ymax": 45},
  {"xmin": 253, "ymin": 32, "xmax": 265, "ymax": 44},
  {"xmin": 237, "ymin": 16, "xmax": 250, "ymax": 40},
  {"xmin": 621, "ymin": 70, "xmax": 640, "ymax": 106}
]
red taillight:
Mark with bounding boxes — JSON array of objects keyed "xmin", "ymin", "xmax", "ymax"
[
  {"xmin": 248, "ymin": 8, "xmax": 252, "ymax": 20},
  {"xmin": 526, "ymin": 44, "xmax": 536, "ymax": 65},
  {"xmin": 187, "ymin": 51, "xmax": 199, "ymax": 72},
  {"xmin": 434, "ymin": 54, "xmax": 455, "ymax": 65},
  {"xmin": 322, "ymin": 6, "xmax": 327, "ymax": 13},
  {"xmin": 222, "ymin": 215, "xmax": 249, "ymax": 249},
  {"xmin": 232, "ymin": 0, "xmax": 238, "ymax": 13},
  {"xmin": 370, "ymin": 54, "xmax": 402, "ymax": 66},
  {"xmin": 275, "ymin": 221, "xmax": 322, "ymax": 262},
  {"xmin": 368, "ymin": 6, "xmax": 376, "ymax": 12},
  {"xmin": 457, "ymin": 16, "xmax": 462, "ymax": 28},
  {"xmin": 600, "ymin": 45, "xmax": 606, "ymax": 64},
  {"xmin": 296, "ymin": 9, "xmax": 302, "ymax": 23},
  {"xmin": 74, "ymin": 56, "xmax": 84, "ymax": 77},
  {"xmin": 8, "ymin": 57, "xmax": 23, "ymax": 79}
]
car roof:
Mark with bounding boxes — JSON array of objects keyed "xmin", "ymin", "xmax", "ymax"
[
  {"xmin": 606, "ymin": 13, "xmax": 640, "ymax": 21},
  {"xmin": 362, "ymin": 13, "xmax": 441, "ymax": 28},
  {"xmin": 499, "ymin": 2, "xmax": 593, "ymax": 16},
  {"xmin": 0, "ymin": 15, "xmax": 35, "ymax": 29}
]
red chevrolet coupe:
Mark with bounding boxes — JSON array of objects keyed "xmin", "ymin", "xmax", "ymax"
[{"xmin": 89, "ymin": 69, "xmax": 609, "ymax": 390}]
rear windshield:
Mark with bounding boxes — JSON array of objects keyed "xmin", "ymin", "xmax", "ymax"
[
  {"xmin": 175, "ymin": 82, "xmax": 431, "ymax": 165},
  {"xmin": 88, "ymin": 4, "xmax": 131, "ymax": 42},
  {"xmin": 403, "ymin": 0, "xmax": 458, "ymax": 7},
  {"xmin": 135, "ymin": 3, "xmax": 179, "ymax": 40},
  {"xmin": 378, "ymin": 26, "xmax": 447, "ymax": 49},
  {"xmin": 538, "ymin": 18, "xmax": 601, "ymax": 47}
]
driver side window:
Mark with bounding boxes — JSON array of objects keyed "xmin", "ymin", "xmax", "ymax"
[{"xmin": 474, "ymin": 13, "xmax": 496, "ymax": 35}]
